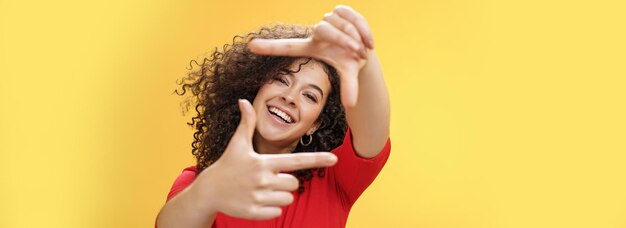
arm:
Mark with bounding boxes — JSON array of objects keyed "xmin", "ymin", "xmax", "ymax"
[
  {"xmin": 247, "ymin": 5, "xmax": 390, "ymax": 158},
  {"xmin": 156, "ymin": 100, "xmax": 338, "ymax": 227},
  {"xmin": 156, "ymin": 185, "xmax": 217, "ymax": 228},
  {"xmin": 346, "ymin": 50, "xmax": 390, "ymax": 158}
]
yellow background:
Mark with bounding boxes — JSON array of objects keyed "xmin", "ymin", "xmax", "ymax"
[{"xmin": 1, "ymin": 0, "xmax": 625, "ymax": 227}]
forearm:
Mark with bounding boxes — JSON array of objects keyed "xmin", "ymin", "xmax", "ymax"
[
  {"xmin": 346, "ymin": 50, "xmax": 391, "ymax": 158},
  {"xmin": 156, "ymin": 185, "xmax": 217, "ymax": 228}
]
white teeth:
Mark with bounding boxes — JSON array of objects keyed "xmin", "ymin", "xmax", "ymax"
[{"xmin": 269, "ymin": 106, "xmax": 293, "ymax": 123}]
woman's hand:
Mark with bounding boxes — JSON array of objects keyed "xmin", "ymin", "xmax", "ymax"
[
  {"xmin": 248, "ymin": 5, "xmax": 374, "ymax": 108},
  {"xmin": 187, "ymin": 99, "xmax": 338, "ymax": 220}
]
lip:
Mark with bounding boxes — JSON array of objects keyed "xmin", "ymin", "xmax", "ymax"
[{"xmin": 266, "ymin": 105, "xmax": 297, "ymax": 124}]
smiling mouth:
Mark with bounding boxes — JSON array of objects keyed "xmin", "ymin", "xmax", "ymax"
[{"xmin": 268, "ymin": 106, "xmax": 294, "ymax": 124}]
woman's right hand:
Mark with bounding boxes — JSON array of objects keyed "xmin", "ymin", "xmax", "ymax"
[{"xmin": 187, "ymin": 99, "xmax": 338, "ymax": 220}]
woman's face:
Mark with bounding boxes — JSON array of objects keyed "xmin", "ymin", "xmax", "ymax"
[{"xmin": 252, "ymin": 59, "xmax": 331, "ymax": 151}]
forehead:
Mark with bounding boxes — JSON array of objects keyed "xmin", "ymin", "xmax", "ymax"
[{"xmin": 287, "ymin": 59, "xmax": 332, "ymax": 93}]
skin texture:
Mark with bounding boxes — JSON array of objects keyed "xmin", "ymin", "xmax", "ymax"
[{"xmin": 157, "ymin": 5, "xmax": 390, "ymax": 227}]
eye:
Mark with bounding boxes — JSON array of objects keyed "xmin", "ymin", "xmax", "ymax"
[
  {"xmin": 274, "ymin": 76, "xmax": 289, "ymax": 86},
  {"xmin": 304, "ymin": 93, "xmax": 318, "ymax": 103}
]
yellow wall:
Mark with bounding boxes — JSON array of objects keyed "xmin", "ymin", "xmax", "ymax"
[{"xmin": 1, "ymin": 0, "xmax": 625, "ymax": 227}]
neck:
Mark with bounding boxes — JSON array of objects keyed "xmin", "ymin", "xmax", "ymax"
[{"xmin": 252, "ymin": 132, "xmax": 298, "ymax": 154}]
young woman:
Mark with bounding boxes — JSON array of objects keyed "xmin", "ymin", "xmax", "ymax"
[{"xmin": 156, "ymin": 5, "xmax": 391, "ymax": 228}]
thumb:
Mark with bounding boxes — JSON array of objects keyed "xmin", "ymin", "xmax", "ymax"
[
  {"xmin": 233, "ymin": 99, "xmax": 257, "ymax": 142},
  {"xmin": 339, "ymin": 65, "xmax": 360, "ymax": 108}
]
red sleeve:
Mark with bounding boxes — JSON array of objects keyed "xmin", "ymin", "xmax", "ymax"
[
  {"xmin": 330, "ymin": 128, "xmax": 391, "ymax": 207},
  {"xmin": 156, "ymin": 166, "xmax": 198, "ymax": 228},
  {"xmin": 166, "ymin": 166, "xmax": 198, "ymax": 202}
]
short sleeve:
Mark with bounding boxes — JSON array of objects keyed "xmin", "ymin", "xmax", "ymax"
[
  {"xmin": 166, "ymin": 166, "xmax": 198, "ymax": 202},
  {"xmin": 330, "ymin": 128, "xmax": 391, "ymax": 207},
  {"xmin": 156, "ymin": 166, "xmax": 198, "ymax": 228}
]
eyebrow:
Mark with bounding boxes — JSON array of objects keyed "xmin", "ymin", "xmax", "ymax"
[{"xmin": 286, "ymin": 74, "xmax": 325, "ymax": 98}]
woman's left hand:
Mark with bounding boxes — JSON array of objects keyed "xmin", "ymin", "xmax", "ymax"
[{"xmin": 248, "ymin": 5, "xmax": 374, "ymax": 108}]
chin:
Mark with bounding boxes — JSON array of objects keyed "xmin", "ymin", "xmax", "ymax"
[
  {"xmin": 257, "ymin": 126, "xmax": 290, "ymax": 143},
  {"xmin": 256, "ymin": 123, "xmax": 303, "ymax": 146}
]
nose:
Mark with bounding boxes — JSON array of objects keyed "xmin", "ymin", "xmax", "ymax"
[{"xmin": 280, "ymin": 88, "xmax": 298, "ymax": 107}]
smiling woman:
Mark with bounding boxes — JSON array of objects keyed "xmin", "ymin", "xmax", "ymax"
[
  {"xmin": 175, "ymin": 25, "xmax": 348, "ymax": 189},
  {"xmin": 156, "ymin": 5, "xmax": 391, "ymax": 228}
]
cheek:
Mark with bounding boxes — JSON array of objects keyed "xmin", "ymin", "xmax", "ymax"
[
  {"xmin": 302, "ymin": 104, "xmax": 324, "ymax": 124},
  {"xmin": 253, "ymin": 85, "xmax": 272, "ymax": 105},
  {"xmin": 251, "ymin": 96, "xmax": 262, "ymax": 111}
]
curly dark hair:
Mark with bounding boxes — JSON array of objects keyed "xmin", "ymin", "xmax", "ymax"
[{"xmin": 175, "ymin": 24, "xmax": 347, "ymax": 193}]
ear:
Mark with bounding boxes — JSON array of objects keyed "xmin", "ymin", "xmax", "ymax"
[{"xmin": 307, "ymin": 121, "xmax": 321, "ymax": 135}]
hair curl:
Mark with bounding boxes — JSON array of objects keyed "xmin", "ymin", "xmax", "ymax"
[{"xmin": 176, "ymin": 24, "xmax": 347, "ymax": 193}]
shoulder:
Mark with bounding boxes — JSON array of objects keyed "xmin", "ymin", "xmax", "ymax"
[{"xmin": 166, "ymin": 166, "xmax": 197, "ymax": 201}]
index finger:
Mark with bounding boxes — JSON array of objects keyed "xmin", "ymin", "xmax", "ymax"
[
  {"xmin": 334, "ymin": 5, "xmax": 375, "ymax": 49},
  {"xmin": 264, "ymin": 152, "xmax": 338, "ymax": 172},
  {"xmin": 248, "ymin": 38, "xmax": 311, "ymax": 57}
]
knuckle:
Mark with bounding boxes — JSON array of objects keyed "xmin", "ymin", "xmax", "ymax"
[
  {"xmin": 342, "ymin": 37, "xmax": 354, "ymax": 45},
  {"xmin": 251, "ymin": 192, "xmax": 263, "ymax": 204},
  {"xmin": 279, "ymin": 174, "xmax": 299, "ymax": 191},
  {"xmin": 244, "ymin": 206, "xmax": 258, "ymax": 218},
  {"xmin": 343, "ymin": 24, "xmax": 357, "ymax": 35},
  {"xmin": 252, "ymin": 157, "xmax": 266, "ymax": 169},
  {"xmin": 284, "ymin": 42, "xmax": 294, "ymax": 50},
  {"xmin": 265, "ymin": 44, "xmax": 276, "ymax": 53},
  {"xmin": 257, "ymin": 174, "xmax": 270, "ymax": 188},
  {"xmin": 315, "ymin": 154, "xmax": 328, "ymax": 166},
  {"xmin": 291, "ymin": 156, "xmax": 304, "ymax": 169}
]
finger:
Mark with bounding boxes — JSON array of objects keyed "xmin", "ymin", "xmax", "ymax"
[
  {"xmin": 323, "ymin": 12, "xmax": 367, "ymax": 59},
  {"xmin": 255, "ymin": 191, "xmax": 294, "ymax": 207},
  {"xmin": 235, "ymin": 99, "xmax": 256, "ymax": 141},
  {"xmin": 314, "ymin": 21, "xmax": 363, "ymax": 55},
  {"xmin": 265, "ymin": 152, "xmax": 338, "ymax": 172},
  {"xmin": 324, "ymin": 12, "xmax": 361, "ymax": 41},
  {"xmin": 247, "ymin": 206, "xmax": 282, "ymax": 220},
  {"xmin": 338, "ymin": 64, "xmax": 360, "ymax": 108},
  {"xmin": 334, "ymin": 5, "xmax": 375, "ymax": 49},
  {"xmin": 269, "ymin": 173, "xmax": 299, "ymax": 192},
  {"xmin": 248, "ymin": 38, "xmax": 311, "ymax": 57}
]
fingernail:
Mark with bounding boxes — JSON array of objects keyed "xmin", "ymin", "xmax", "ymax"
[
  {"xmin": 238, "ymin": 99, "xmax": 250, "ymax": 106},
  {"xmin": 327, "ymin": 154, "xmax": 337, "ymax": 163}
]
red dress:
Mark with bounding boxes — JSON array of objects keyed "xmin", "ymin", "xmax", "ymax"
[{"xmin": 164, "ymin": 130, "xmax": 391, "ymax": 228}]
